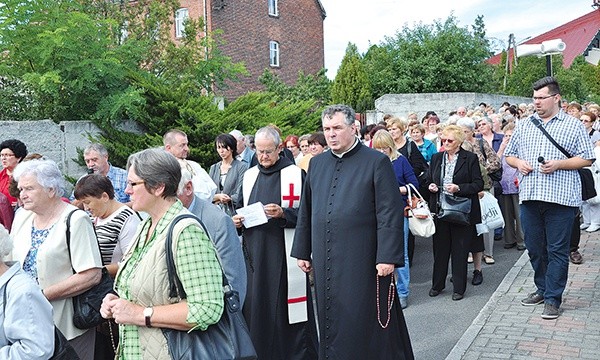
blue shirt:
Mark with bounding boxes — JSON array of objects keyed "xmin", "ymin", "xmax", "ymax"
[
  {"xmin": 106, "ymin": 164, "xmax": 130, "ymax": 203},
  {"xmin": 504, "ymin": 111, "xmax": 595, "ymax": 207},
  {"xmin": 70, "ymin": 163, "xmax": 130, "ymax": 203}
]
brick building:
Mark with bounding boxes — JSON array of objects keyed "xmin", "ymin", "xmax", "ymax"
[{"xmin": 176, "ymin": 0, "xmax": 326, "ymax": 100}]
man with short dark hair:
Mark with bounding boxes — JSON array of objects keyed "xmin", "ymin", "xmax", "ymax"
[
  {"xmin": 163, "ymin": 129, "xmax": 217, "ymax": 203},
  {"xmin": 505, "ymin": 76, "xmax": 595, "ymax": 319},
  {"xmin": 292, "ymin": 104, "xmax": 413, "ymax": 359}
]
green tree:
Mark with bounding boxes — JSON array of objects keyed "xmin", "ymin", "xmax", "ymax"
[
  {"xmin": 0, "ymin": 0, "xmax": 245, "ymax": 122},
  {"xmin": 259, "ymin": 68, "xmax": 332, "ymax": 105},
  {"xmin": 363, "ymin": 15, "xmax": 497, "ymax": 98},
  {"xmin": 331, "ymin": 43, "xmax": 372, "ymax": 112},
  {"xmin": 0, "ymin": 76, "xmax": 42, "ymax": 120}
]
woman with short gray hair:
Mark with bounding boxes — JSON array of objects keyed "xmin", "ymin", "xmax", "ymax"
[
  {"xmin": 100, "ymin": 148, "xmax": 224, "ymax": 359},
  {"xmin": 11, "ymin": 159, "xmax": 103, "ymax": 360}
]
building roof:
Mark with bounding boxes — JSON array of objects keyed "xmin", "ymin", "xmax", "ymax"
[
  {"xmin": 488, "ymin": 9, "xmax": 600, "ymax": 68},
  {"xmin": 315, "ymin": 0, "xmax": 326, "ymax": 19}
]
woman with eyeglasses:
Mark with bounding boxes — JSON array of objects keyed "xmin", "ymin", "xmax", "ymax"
[
  {"xmin": 0, "ymin": 139, "xmax": 27, "ymax": 209},
  {"xmin": 426, "ymin": 125, "xmax": 483, "ymax": 301},
  {"xmin": 11, "ymin": 159, "xmax": 103, "ymax": 360},
  {"xmin": 458, "ymin": 117, "xmax": 501, "ymax": 273},
  {"xmin": 100, "ymin": 148, "xmax": 224, "ymax": 359}
]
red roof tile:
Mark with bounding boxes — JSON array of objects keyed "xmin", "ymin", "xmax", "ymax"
[{"xmin": 488, "ymin": 9, "xmax": 600, "ymax": 68}]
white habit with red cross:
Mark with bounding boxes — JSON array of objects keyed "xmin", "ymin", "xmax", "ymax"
[{"xmin": 242, "ymin": 164, "xmax": 307, "ymax": 324}]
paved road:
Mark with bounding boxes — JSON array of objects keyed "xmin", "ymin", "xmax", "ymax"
[{"xmin": 403, "ymin": 235, "xmax": 524, "ymax": 359}]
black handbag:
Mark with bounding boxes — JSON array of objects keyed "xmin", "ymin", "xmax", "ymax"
[
  {"xmin": 51, "ymin": 327, "xmax": 81, "ymax": 360},
  {"xmin": 3, "ymin": 275, "xmax": 80, "ymax": 360},
  {"xmin": 436, "ymin": 154, "xmax": 472, "ymax": 225},
  {"xmin": 531, "ymin": 117, "xmax": 597, "ymax": 201},
  {"xmin": 65, "ymin": 210, "xmax": 116, "ymax": 329},
  {"xmin": 438, "ymin": 192, "xmax": 472, "ymax": 225},
  {"xmin": 162, "ymin": 214, "xmax": 257, "ymax": 360}
]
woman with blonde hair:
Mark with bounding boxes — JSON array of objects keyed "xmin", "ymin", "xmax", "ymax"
[
  {"xmin": 372, "ymin": 130, "xmax": 418, "ymax": 309},
  {"xmin": 426, "ymin": 125, "xmax": 483, "ymax": 300},
  {"xmin": 387, "ymin": 117, "xmax": 428, "ymax": 266}
]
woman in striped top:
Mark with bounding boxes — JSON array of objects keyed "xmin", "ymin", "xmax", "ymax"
[{"xmin": 74, "ymin": 174, "xmax": 141, "ymax": 277}]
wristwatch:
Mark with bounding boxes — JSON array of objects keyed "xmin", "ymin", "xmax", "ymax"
[{"xmin": 143, "ymin": 307, "xmax": 154, "ymax": 328}]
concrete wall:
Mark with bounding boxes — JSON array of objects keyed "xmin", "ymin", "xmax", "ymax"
[
  {"xmin": 1, "ymin": 120, "xmax": 104, "ymax": 193},
  {"xmin": 367, "ymin": 92, "xmax": 532, "ymax": 124}
]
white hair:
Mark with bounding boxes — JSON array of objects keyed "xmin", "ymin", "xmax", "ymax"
[{"xmin": 229, "ymin": 130, "xmax": 244, "ymax": 141}]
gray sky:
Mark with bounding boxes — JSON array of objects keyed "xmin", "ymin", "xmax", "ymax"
[{"xmin": 320, "ymin": 0, "xmax": 597, "ymax": 78}]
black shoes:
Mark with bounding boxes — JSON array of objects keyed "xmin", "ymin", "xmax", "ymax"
[
  {"xmin": 429, "ymin": 289, "xmax": 441, "ymax": 297},
  {"xmin": 472, "ymin": 270, "xmax": 483, "ymax": 286},
  {"xmin": 452, "ymin": 293, "xmax": 464, "ymax": 301},
  {"xmin": 504, "ymin": 243, "xmax": 517, "ymax": 249}
]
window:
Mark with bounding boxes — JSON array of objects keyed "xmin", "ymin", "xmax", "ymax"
[
  {"xmin": 175, "ymin": 8, "xmax": 189, "ymax": 38},
  {"xmin": 268, "ymin": 0, "xmax": 278, "ymax": 16},
  {"xmin": 269, "ymin": 41, "xmax": 280, "ymax": 67}
]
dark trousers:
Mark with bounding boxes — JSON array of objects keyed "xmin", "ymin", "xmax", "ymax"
[
  {"xmin": 431, "ymin": 220, "xmax": 474, "ymax": 295},
  {"xmin": 570, "ymin": 210, "xmax": 581, "ymax": 253},
  {"xmin": 520, "ymin": 201, "xmax": 576, "ymax": 307}
]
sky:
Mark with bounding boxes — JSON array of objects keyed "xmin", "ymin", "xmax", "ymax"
[{"xmin": 319, "ymin": 0, "xmax": 598, "ymax": 79}]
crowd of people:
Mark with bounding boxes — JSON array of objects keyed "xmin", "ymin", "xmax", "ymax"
[{"xmin": 0, "ymin": 75, "xmax": 597, "ymax": 358}]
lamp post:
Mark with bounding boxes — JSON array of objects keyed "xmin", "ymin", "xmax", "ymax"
[{"xmin": 516, "ymin": 38, "xmax": 566, "ymax": 76}]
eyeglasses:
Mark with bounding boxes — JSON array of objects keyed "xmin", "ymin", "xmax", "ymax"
[
  {"xmin": 440, "ymin": 138, "xmax": 455, "ymax": 144},
  {"xmin": 256, "ymin": 148, "xmax": 277, "ymax": 155},
  {"xmin": 581, "ymin": 119, "xmax": 592, "ymax": 123},
  {"xmin": 0, "ymin": 153, "xmax": 15, "ymax": 158},
  {"xmin": 127, "ymin": 180, "xmax": 145, "ymax": 188},
  {"xmin": 532, "ymin": 94, "xmax": 557, "ymax": 101}
]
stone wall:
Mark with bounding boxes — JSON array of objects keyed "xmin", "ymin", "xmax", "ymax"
[
  {"xmin": 1, "ymin": 120, "xmax": 115, "ymax": 193},
  {"xmin": 366, "ymin": 92, "xmax": 532, "ymax": 124}
]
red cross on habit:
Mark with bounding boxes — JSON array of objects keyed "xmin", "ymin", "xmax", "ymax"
[{"xmin": 283, "ymin": 183, "xmax": 300, "ymax": 207}]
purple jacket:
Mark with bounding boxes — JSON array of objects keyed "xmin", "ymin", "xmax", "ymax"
[{"xmin": 500, "ymin": 156, "xmax": 519, "ymax": 194}]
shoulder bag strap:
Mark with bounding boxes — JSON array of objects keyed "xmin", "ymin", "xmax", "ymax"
[
  {"xmin": 530, "ymin": 117, "xmax": 573, "ymax": 159},
  {"xmin": 65, "ymin": 209, "xmax": 102, "ymax": 274},
  {"xmin": 165, "ymin": 214, "xmax": 228, "ymax": 300},
  {"xmin": 478, "ymin": 138, "xmax": 488, "ymax": 161},
  {"xmin": 65, "ymin": 209, "xmax": 79, "ymax": 274},
  {"xmin": 406, "ymin": 183, "xmax": 425, "ymax": 201}
]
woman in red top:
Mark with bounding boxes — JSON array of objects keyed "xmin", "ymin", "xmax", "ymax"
[{"xmin": 0, "ymin": 139, "xmax": 28, "ymax": 207}]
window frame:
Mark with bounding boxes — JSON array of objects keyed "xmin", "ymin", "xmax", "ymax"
[
  {"xmin": 268, "ymin": 0, "xmax": 279, "ymax": 17},
  {"xmin": 269, "ymin": 41, "xmax": 280, "ymax": 67},
  {"xmin": 175, "ymin": 8, "xmax": 189, "ymax": 38}
]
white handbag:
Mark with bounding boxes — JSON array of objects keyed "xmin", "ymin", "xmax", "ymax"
[{"xmin": 405, "ymin": 183, "xmax": 436, "ymax": 237}]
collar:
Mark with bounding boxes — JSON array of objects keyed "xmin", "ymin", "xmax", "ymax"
[{"xmin": 331, "ymin": 137, "xmax": 360, "ymax": 158}]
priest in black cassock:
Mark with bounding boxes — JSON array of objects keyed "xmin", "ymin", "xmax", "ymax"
[
  {"xmin": 292, "ymin": 105, "xmax": 414, "ymax": 360},
  {"xmin": 233, "ymin": 126, "xmax": 317, "ymax": 360}
]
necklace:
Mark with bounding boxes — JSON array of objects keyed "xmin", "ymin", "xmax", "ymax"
[{"xmin": 34, "ymin": 202, "xmax": 65, "ymax": 229}]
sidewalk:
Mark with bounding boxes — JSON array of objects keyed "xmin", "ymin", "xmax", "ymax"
[{"xmin": 449, "ymin": 230, "xmax": 600, "ymax": 359}]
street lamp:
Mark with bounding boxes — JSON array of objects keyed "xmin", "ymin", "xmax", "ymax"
[{"xmin": 516, "ymin": 38, "xmax": 566, "ymax": 76}]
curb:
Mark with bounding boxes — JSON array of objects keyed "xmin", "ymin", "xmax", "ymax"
[{"xmin": 446, "ymin": 250, "xmax": 531, "ymax": 359}]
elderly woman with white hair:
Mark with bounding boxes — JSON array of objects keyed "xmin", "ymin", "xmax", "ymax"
[
  {"xmin": 10, "ymin": 159, "xmax": 103, "ymax": 360},
  {"xmin": 0, "ymin": 224, "xmax": 55, "ymax": 358}
]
